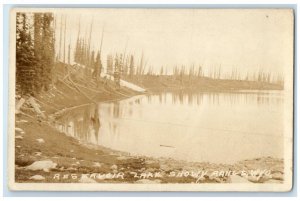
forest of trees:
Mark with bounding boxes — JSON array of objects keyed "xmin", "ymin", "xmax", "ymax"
[
  {"xmin": 16, "ymin": 13, "xmax": 284, "ymax": 97},
  {"xmin": 16, "ymin": 12, "xmax": 55, "ymax": 96},
  {"xmin": 73, "ymin": 37, "xmax": 102, "ymax": 79}
]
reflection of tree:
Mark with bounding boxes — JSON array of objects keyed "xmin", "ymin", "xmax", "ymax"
[
  {"xmin": 172, "ymin": 93, "xmax": 176, "ymax": 104},
  {"xmin": 90, "ymin": 104, "xmax": 100, "ymax": 142},
  {"xmin": 134, "ymin": 99, "xmax": 140, "ymax": 105},
  {"xmin": 212, "ymin": 93, "xmax": 220, "ymax": 105},
  {"xmin": 73, "ymin": 113, "xmax": 81, "ymax": 138},
  {"xmin": 196, "ymin": 94, "xmax": 203, "ymax": 105},
  {"xmin": 179, "ymin": 90, "xmax": 184, "ymax": 104},
  {"xmin": 113, "ymin": 102, "xmax": 120, "ymax": 118},
  {"xmin": 188, "ymin": 92, "xmax": 193, "ymax": 105},
  {"xmin": 159, "ymin": 93, "xmax": 162, "ymax": 104},
  {"xmin": 163, "ymin": 93, "xmax": 167, "ymax": 104},
  {"xmin": 113, "ymin": 124, "xmax": 118, "ymax": 138},
  {"xmin": 147, "ymin": 94, "xmax": 152, "ymax": 103},
  {"xmin": 72, "ymin": 104, "xmax": 102, "ymax": 143},
  {"xmin": 128, "ymin": 107, "xmax": 133, "ymax": 116},
  {"xmin": 112, "ymin": 102, "xmax": 121, "ymax": 139},
  {"xmin": 82, "ymin": 108, "xmax": 90, "ymax": 141},
  {"xmin": 258, "ymin": 94, "xmax": 269, "ymax": 105}
]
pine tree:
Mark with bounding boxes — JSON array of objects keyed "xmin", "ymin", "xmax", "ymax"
[
  {"xmin": 119, "ymin": 54, "xmax": 123, "ymax": 75},
  {"xmin": 74, "ymin": 38, "xmax": 80, "ymax": 63},
  {"xmin": 16, "ymin": 13, "xmax": 36, "ymax": 95},
  {"xmin": 92, "ymin": 50, "xmax": 100, "ymax": 79},
  {"xmin": 107, "ymin": 54, "xmax": 113, "ymax": 75},
  {"xmin": 96, "ymin": 51, "xmax": 103, "ymax": 74},
  {"xmin": 40, "ymin": 13, "xmax": 55, "ymax": 91},
  {"xmin": 129, "ymin": 55, "xmax": 134, "ymax": 77},
  {"xmin": 16, "ymin": 12, "xmax": 55, "ymax": 96},
  {"xmin": 123, "ymin": 55, "xmax": 129, "ymax": 76},
  {"xmin": 114, "ymin": 54, "xmax": 120, "ymax": 87},
  {"xmin": 90, "ymin": 50, "xmax": 95, "ymax": 69},
  {"xmin": 197, "ymin": 65, "xmax": 203, "ymax": 77}
]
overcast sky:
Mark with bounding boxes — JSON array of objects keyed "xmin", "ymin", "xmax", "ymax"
[{"xmin": 53, "ymin": 9, "xmax": 293, "ymax": 75}]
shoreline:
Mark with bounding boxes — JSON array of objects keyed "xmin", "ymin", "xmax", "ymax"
[
  {"xmin": 15, "ymin": 113, "xmax": 284, "ymax": 184},
  {"xmin": 14, "ymin": 72, "xmax": 285, "ymax": 184}
]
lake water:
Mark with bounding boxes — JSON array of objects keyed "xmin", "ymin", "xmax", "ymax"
[{"xmin": 56, "ymin": 90, "xmax": 284, "ymax": 164}]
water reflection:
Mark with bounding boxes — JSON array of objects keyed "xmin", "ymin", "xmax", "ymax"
[
  {"xmin": 143, "ymin": 90, "xmax": 283, "ymax": 106},
  {"xmin": 57, "ymin": 104, "xmax": 101, "ymax": 143},
  {"xmin": 56, "ymin": 90, "xmax": 284, "ymax": 163}
]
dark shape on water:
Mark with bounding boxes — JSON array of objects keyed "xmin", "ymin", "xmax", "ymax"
[{"xmin": 160, "ymin": 144, "xmax": 175, "ymax": 148}]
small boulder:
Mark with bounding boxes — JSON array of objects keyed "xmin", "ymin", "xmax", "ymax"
[
  {"xmin": 145, "ymin": 168, "xmax": 156, "ymax": 173},
  {"xmin": 247, "ymin": 174, "xmax": 272, "ymax": 183},
  {"xmin": 26, "ymin": 160, "xmax": 57, "ymax": 172},
  {"xmin": 36, "ymin": 138, "xmax": 45, "ymax": 143},
  {"xmin": 160, "ymin": 164, "xmax": 171, "ymax": 171},
  {"xmin": 117, "ymin": 156, "xmax": 130, "ymax": 160},
  {"xmin": 16, "ymin": 120, "xmax": 28, "ymax": 123},
  {"xmin": 66, "ymin": 167, "xmax": 77, "ymax": 171},
  {"xmin": 110, "ymin": 164, "xmax": 118, "ymax": 170},
  {"xmin": 93, "ymin": 162, "xmax": 102, "ymax": 167},
  {"xmin": 34, "ymin": 152, "xmax": 42, "ymax": 156},
  {"xmin": 145, "ymin": 160, "xmax": 156, "ymax": 165},
  {"xmin": 15, "ymin": 128, "xmax": 24, "ymax": 132},
  {"xmin": 29, "ymin": 175, "xmax": 45, "ymax": 181}
]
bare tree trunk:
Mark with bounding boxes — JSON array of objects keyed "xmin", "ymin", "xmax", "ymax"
[
  {"xmin": 63, "ymin": 15, "xmax": 67, "ymax": 63},
  {"xmin": 27, "ymin": 97, "xmax": 46, "ymax": 119},
  {"xmin": 15, "ymin": 98, "xmax": 26, "ymax": 114},
  {"xmin": 59, "ymin": 15, "xmax": 63, "ymax": 61}
]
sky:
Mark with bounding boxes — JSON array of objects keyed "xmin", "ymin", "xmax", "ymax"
[{"xmin": 52, "ymin": 9, "xmax": 293, "ymax": 76}]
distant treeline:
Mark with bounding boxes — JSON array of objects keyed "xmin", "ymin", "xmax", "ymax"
[
  {"xmin": 74, "ymin": 45, "xmax": 284, "ymax": 87},
  {"xmin": 16, "ymin": 13, "xmax": 284, "ymax": 97},
  {"xmin": 16, "ymin": 12, "xmax": 55, "ymax": 96},
  {"xmin": 63, "ymin": 16, "xmax": 285, "ymax": 88},
  {"xmin": 105, "ymin": 52, "xmax": 284, "ymax": 86}
]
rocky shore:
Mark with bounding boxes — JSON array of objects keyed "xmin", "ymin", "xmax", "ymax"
[{"xmin": 15, "ymin": 114, "xmax": 284, "ymax": 184}]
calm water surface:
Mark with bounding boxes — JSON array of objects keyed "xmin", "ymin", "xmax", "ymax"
[{"xmin": 56, "ymin": 90, "xmax": 284, "ymax": 164}]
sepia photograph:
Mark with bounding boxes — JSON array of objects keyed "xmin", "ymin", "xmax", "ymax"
[{"xmin": 8, "ymin": 8, "xmax": 294, "ymax": 191}]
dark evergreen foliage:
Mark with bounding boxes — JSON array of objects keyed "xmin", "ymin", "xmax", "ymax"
[{"xmin": 16, "ymin": 12, "xmax": 55, "ymax": 96}]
